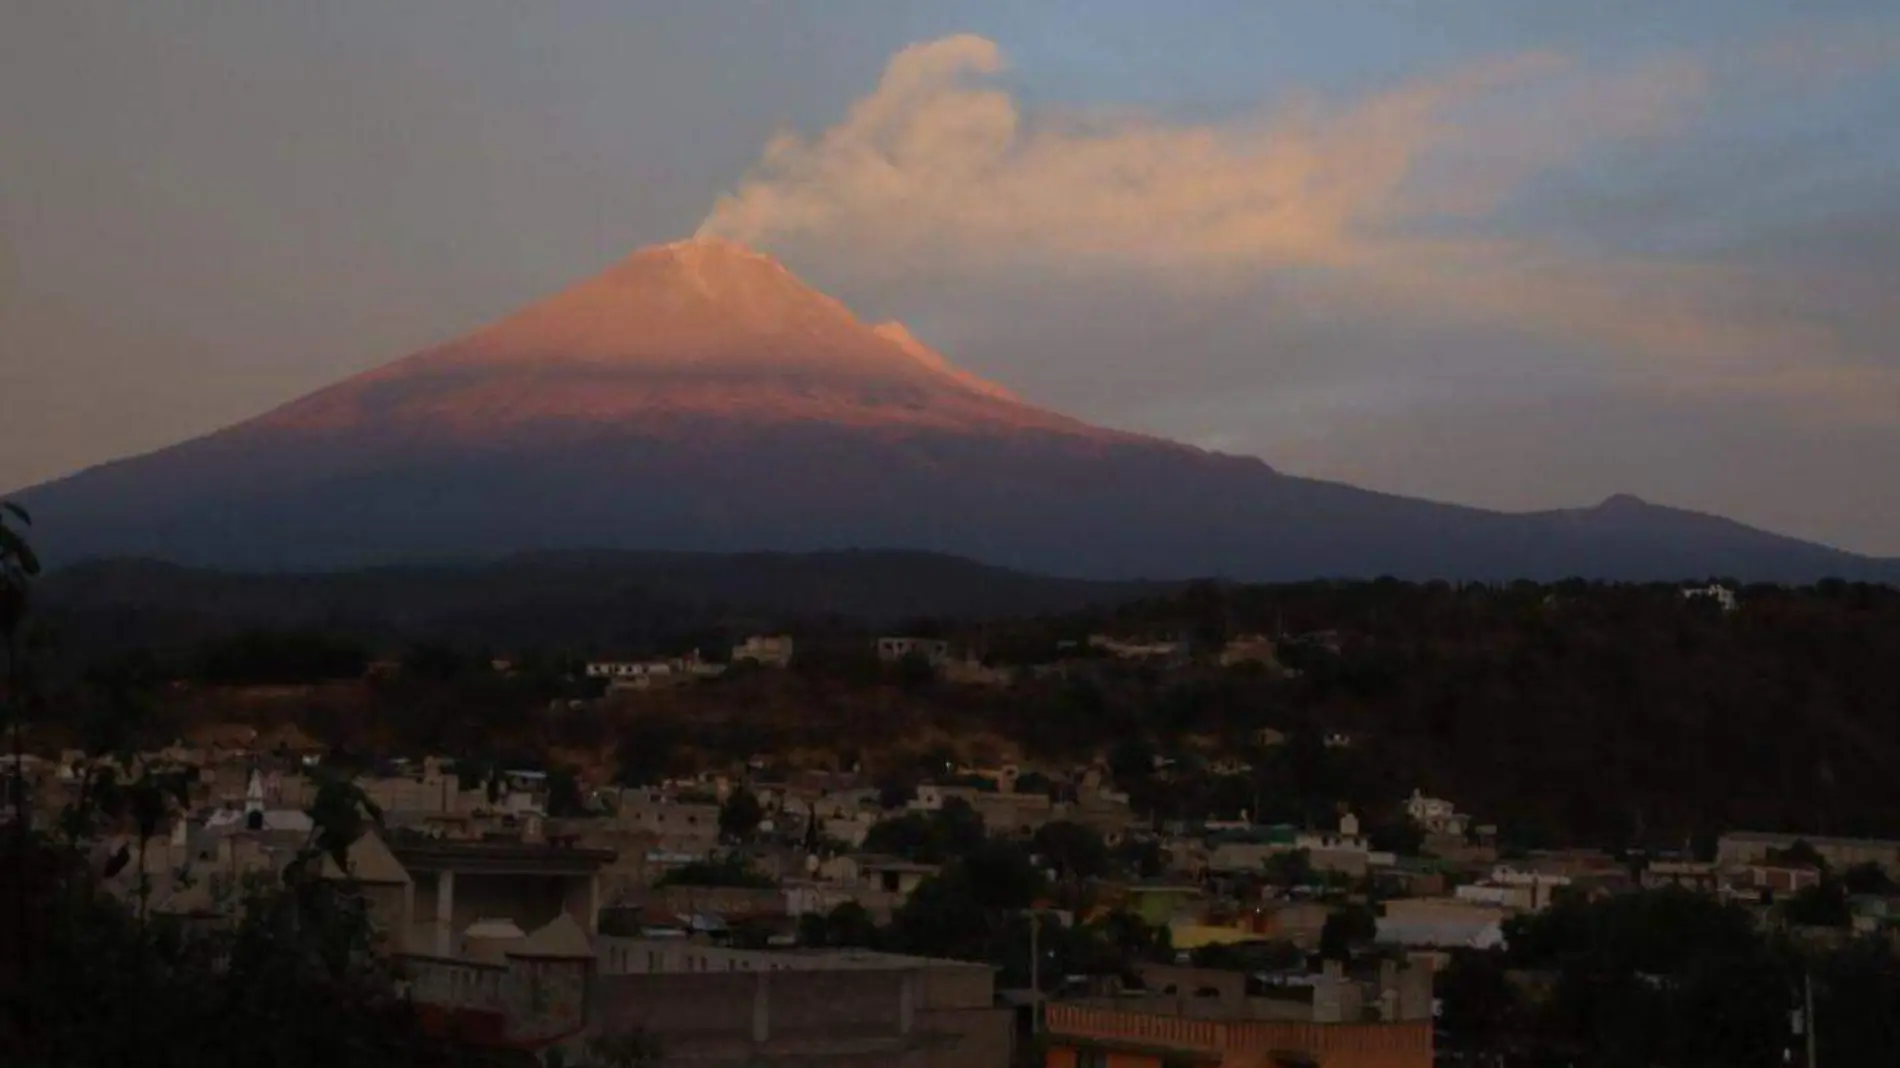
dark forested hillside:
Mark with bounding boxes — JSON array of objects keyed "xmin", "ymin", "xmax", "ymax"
[
  {"xmin": 30, "ymin": 556, "xmax": 1900, "ymax": 849},
  {"xmin": 33, "ymin": 551, "xmax": 1162, "ymax": 664},
  {"xmin": 1007, "ymin": 578, "xmax": 1900, "ymax": 847}
]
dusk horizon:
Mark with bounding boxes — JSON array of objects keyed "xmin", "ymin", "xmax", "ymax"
[{"xmin": 6, "ymin": 3, "xmax": 1900, "ymax": 557}]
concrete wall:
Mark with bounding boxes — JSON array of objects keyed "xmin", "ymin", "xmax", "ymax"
[
  {"xmin": 1045, "ymin": 1004, "xmax": 1431, "ymax": 1068},
  {"xmin": 591, "ymin": 947, "xmax": 1010, "ymax": 1066},
  {"xmin": 594, "ymin": 971, "xmax": 914, "ymax": 1064}
]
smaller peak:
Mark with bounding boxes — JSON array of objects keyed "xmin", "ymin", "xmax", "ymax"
[
  {"xmin": 873, "ymin": 320, "xmax": 926, "ymax": 351},
  {"xmin": 1595, "ymin": 493, "xmax": 1651, "ymax": 511}
]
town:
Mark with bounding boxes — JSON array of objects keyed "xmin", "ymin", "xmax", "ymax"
[{"xmin": 7, "ymin": 579, "xmax": 1899, "ymax": 1067}]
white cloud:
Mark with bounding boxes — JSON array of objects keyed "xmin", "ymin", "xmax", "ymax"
[
  {"xmin": 696, "ymin": 33, "xmax": 1900, "ymax": 552},
  {"xmin": 698, "ymin": 36, "xmax": 1584, "ymax": 274}
]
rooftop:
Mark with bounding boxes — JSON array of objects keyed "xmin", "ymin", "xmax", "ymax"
[{"xmin": 390, "ymin": 839, "xmax": 617, "ymax": 875}]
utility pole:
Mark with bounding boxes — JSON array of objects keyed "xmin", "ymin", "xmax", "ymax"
[
  {"xmin": 1805, "ymin": 970, "xmax": 1818, "ymax": 1068},
  {"xmin": 1029, "ymin": 910, "xmax": 1041, "ymax": 1035}
]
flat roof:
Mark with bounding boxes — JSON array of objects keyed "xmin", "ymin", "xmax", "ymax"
[
  {"xmin": 1721, "ymin": 831, "xmax": 1900, "ymax": 849},
  {"xmin": 391, "ymin": 840, "xmax": 617, "ymax": 875}
]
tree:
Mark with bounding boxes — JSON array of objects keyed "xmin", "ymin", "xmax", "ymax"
[
  {"xmin": 1112, "ymin": 836, "xmax": 1168, "ymax": 879},
  {"xmin": 1781, "ymin": 880, "xmax": 1852, "ymax": 928},
  {"xmin": 876, "ymin": 778, "xmax": 916, "ymax": 811},
  {"xmin": 894, "ymin": 651, "xmax": 937, "ymax": 691},
  {"xmin": 1768, "ymin": 839, "xmax": 1827, "ymax": 871},
  {"xmin": 862, "ymin": 800, "xmax": 987, "ymax": 865},
  {"xmin": 654, "ymin": 855, "xmax": 778, "ymax": 889},
  {"xmin": 1364, "ymin": 816, "xmax": 1424, "ymax": 857},
  {"xmin": 719, "ymin": 788, "xmax": 764, "ymax": 842},
  {"xmin": 800, "ymin": 901, "xmax": 880, "ymax": 949},
  {"xmin": 1033, "ymin": 821, "xmax": 1109, "ymax": 880},
  {"xmin": 1014, "ymin": 770, "xmax": 1055, "ymax": 797},
  {"xmin": 1840, "ymin": 862, "xmax": 1896, "ymax": 896},
  {"xmin": 545, "ymin": 768, "xmax": 588, "ymax": 818},
  {"xmin": 1319, "ymin": 903, "xmax": 1377, "ymax": 960},
  {"xmin": 399, "ymin": 642, "xmax": 471, "ymax": 682},
  {"xmin": 888, "ymin": 839, "xmax": 1046, "ymax": 963},
  {"xmin": 1190, "ymin": 939, "xmax": 1302, "ymax": 972},
  {"xmin": 1, "ymin": 734, "xmax": 453, "ymax": 1067},
  {"xmin": 1434, "ymin": 951, "xmax": 1523, "ymax": 1054},
  {"xmin": 1107, "ymin": 737, "xmax": 1155, "ymax": 786},
  {"xmin": 1262, "ymin": 848, "xmax": 1316, "ymax": 888}
]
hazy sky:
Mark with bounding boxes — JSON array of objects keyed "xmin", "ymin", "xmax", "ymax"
[{"xmin": 5, "ymin": 1, "xmax": 1899, "ymax": 554}]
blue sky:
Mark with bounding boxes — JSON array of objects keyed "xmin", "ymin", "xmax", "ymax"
[{"xmin": 4, "ymin": 1, "xmax": 1898, "ymax": 553}]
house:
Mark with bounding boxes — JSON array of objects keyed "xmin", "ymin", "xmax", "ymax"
[
  {"xmin": 1218, "ymin": 633, "xmax": 1280, "ymax": 669},
  {"xmin": 1404, "ymin": 788, "xmax": 1469, "ymax": 837},
  {"xmin": 940, "ymin": 657, "xmax": 1012, "ymax": 686},
  {"xmin": 875, "ymin": 636, "xmax": 951, "ymax": 664},
  {"xmin": 911, "ymin": 783, "xmax": 981, "ymax": 812},
  {"xmin": 1377, "ymin": 897, "xmax": 1510, "ymax": 955},
  {"xmin": 587, "ymin": 651, "xmax": 720, "ymax": 689},
  {"xmin": 595, "ymin": 940, "xmax": 1012, "ymax": 1067},
  {"xmin": 612, "ymin": 788, "xmax": 721, "ymax": 857},
  {"xmin": 390, "ymin": 837, "xmax": 618, "ymax": 959},
  {"xmin": 820, "ymin": 853, "xmax": 940, "ymax": 899},
  {"xmin": 586, "ymin": 659, "xmax": 674, "ymax": 684},
  {"xmin": 1642, "ymin": 860, "xmax": 1721, "ymax": 894},
  {"xmin": 731, "ymin": 634, "xmax": 795, "ymax": 668},
  {"xmin": 1716, "ymin": 831, "xmax": 1900, "ymax": 875},
  {"xmin": 1085, "ymin": 634, "xmax": 1185, "ymax": 660},
  {"xmin": 1453, "ymin": 866, "xmax": 1572, "ymax": 912},
  {"xmin": 1293, "ymin": 812, "xmax": 1397, "ymax": 877},
  {"xmin": 972, "ymin": 790, "xmax": 1056, "ymax": 836},
  {"xmin": 1681, "ymin": 583, "xmax": 1740, "ymax": 612},
  {"xmin": 1732, "ymin": 863, "xmax": 1824, "ymax": 897}
]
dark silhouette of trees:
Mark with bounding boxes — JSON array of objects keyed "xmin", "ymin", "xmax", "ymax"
[
  {"xmin": 797, "ymin": 901, "xmax": 881, "ymax": 949},
  {"xmin": 1032, "ymin": 820, "xmax": 1109, "ymax": 879},
  {"xmin": 1318, "ymin": 903, "xmax": 1377, "ymax": 960},
  {"xmin": 653, "ymin": 855, "xmax": 778, "ymax": 889},
  {"xmin": 195, "ymin": 628, "xmax": 367, "ymax": 686},
  {"xmin": 718, "ymin": 787, "xmax": 764, "ymax": 842},
  {"xmin": 861, "ymin": 798, "xmax": 986, "ymax": 865}
]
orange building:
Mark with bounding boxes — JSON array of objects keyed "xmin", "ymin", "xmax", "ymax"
[
  {"xmin": 1041, "ymin": 958, "xmax": 1433, "ymax": 1068},
  {"xmin": 1042, "ymin": 1004, "xmax": 1431, "ymax": 1068}
]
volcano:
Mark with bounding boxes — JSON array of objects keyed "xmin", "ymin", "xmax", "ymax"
[{"xmin": 13, "ymin": 238, "xmax": 1896, "ymax": 581}]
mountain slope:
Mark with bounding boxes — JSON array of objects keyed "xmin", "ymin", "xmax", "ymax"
[{"xmin": 13, "ymin": 238, "xmax": 1896, "ymax": 582}]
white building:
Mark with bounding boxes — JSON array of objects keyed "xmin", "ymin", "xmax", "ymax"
[
  {"xmin": 1681, "ymin": 584, "xmax": 1740, "ymax": 612},
  {"xmin": 732, "ymin": 635, "xmax": 795, "ymax": 668},
  {"xmin": 1405, "ymin": 789, "xmax": 1469, "ymax": 836},
  {"xmin": 1086, "ymin": 635, "xmax": 1185, "ymax": 659},
  {"xmin": 586, "ymin": 660, "xmax": 674, "ymax": 681},
  {"xmin": 875, "ymin": 637, "xmax": 950, "ymax": 664}
]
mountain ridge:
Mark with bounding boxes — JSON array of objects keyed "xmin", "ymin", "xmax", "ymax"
[{"xmin": 12, "ymin": 238, "xmax": 1896, "ymax": 583}]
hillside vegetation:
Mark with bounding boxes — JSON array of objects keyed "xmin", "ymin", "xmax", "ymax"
[{"xmin": 32, "ymin": 562, "xmax": 1900, "ymax": 850}]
